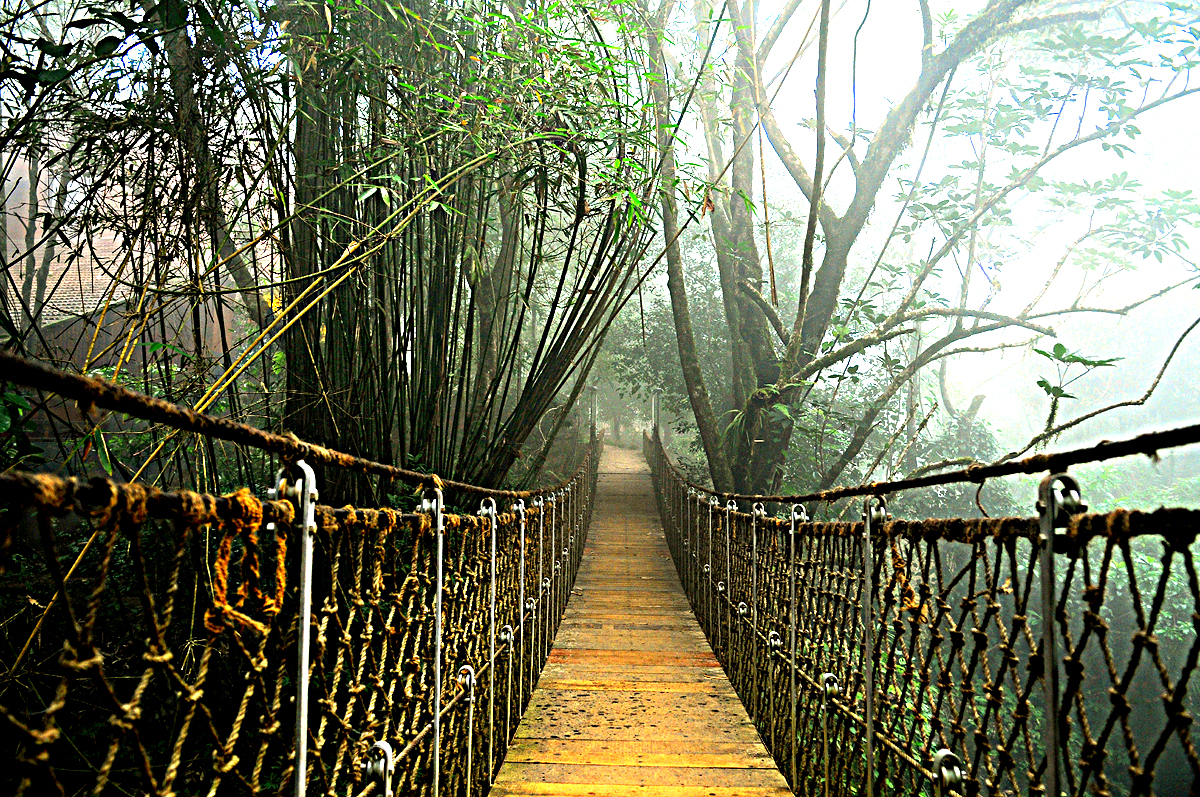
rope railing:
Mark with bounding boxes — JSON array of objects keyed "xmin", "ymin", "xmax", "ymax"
[
  {"xmin": 0, "ymin": 358, "xmax": 602, "ymax": 797},
  {"xmin": 0, "ymin": 350, "xmax": 557, "ymax": 498},
  {"xmin": 646, "ymin": 430, "xmax": 1200, "ymax": 797}
]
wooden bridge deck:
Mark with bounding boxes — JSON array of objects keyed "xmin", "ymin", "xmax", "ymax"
[{"xmin": 492, "ymin": 446, "xmax": 792, "ymax": 797}]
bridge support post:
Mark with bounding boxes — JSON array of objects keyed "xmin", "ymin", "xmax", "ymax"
[
  {"xmin": 1037, "ymin": 474, "xmax": 1084, "ymax": 797},
  {"xmin": 457, "ymin": 667, "xmax": 477, "ymax": 794},
  {"xmin": 515, "ymin": 500, "xmax": 527, "ymax": 709},
  {"xmin": 751, "ymin": 503, "xmax": 765, "ymax": 724},
  {"xmin": 861, "ymin": 496, "xmax": 887, "ymax": 797},
  {"xmin": 271, "ymin": 460, "xmax": 317, "ymax": 797},
  {"xmin": 822, "ymin": 673, "xmax": 840, "ymax": 797},
  {"xmin": 420, "ymin": 486, "xmax": 445, "ymax": 797},
  {"xmin": 480, "ymin": 497, "xmax": 499, "ymax": 784},
  {"xmin": 789, "ymin": 504, "xmax": 807, "ymax": 789}
]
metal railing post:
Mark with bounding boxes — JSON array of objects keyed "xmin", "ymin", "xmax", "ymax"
[
  {"xmin": 724, "ymin": 500, "xmax": 736, "ymax": 656},
  {"xmin": 420, "ymin": 487, "xmax": 445, "ymax": 797},
  {"xmin": 457, "ymin": 666, "xmax": 476, "ymax": 797},
  {"xmin": 751, "ymin": 502, "xmax": 765, "ymax": 723},
  {"xmin": 515, "ymin": 500, "xmax": 527, "ymax": 708},
  {"xmin": 790, "ymin": 504, "xmax": 807, "ymax": 788},
  {"xmin": 272, "ymin": 460, "xmax": 317, "ymax": 797},
  {"xmin": 861, "ymin": 496, "xmax": 886, "ymax": 797},
  {"xmin": 479, "ymin": 497, "xmax": 498, "ymax": 783},
  {"xmin": 1037, "ymin": 474, "xmax": 1084, "ymax": 797},
  {"xmin": 822, "ymin": 673, "xmax": 840, "ymax": 797}
]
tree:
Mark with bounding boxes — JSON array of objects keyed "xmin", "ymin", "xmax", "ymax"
[
  {"xmin": 0, "ymin": 0, "xmax": 662, "ymax": 498},
  {"xmin": 650, "ymin": 0, "xmax": 1200, "ymax": 494}
]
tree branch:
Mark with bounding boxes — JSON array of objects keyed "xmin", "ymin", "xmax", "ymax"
[
  {"xmin": 999, "ymin": 314, "xmax": 1200, "ymax": 463},
  {"xmin": 757, "ymin": 0, "xmax": 805, "ymax": 62},
  {"xmin": 738, "ymin": 280, "xmax": 788, "ymax": 346}
]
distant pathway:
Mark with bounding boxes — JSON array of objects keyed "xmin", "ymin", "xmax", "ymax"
[{"xmin": 491, "ymin": 446, "xmax": 792, "ymax": 796}]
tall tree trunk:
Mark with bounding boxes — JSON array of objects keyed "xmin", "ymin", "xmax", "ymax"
[
  {"xmin": 19, "ymin": 156, "xmax": 45, "ymax": 334},
  {"xmin": 284, "ymin": 9, "xmax": 332, "ymax": 446},
  {"xmin": 153, "ymin": 5, "xmax": 275, "ymax": 331},
  {"xmin": 647, "ymin": 4, "xmax": 734, "ymax": 491}
]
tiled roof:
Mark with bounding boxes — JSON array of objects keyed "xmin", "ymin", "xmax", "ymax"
[{"xmin": 6, "ymin": 230, "xmax": 131, "ymax": 326}]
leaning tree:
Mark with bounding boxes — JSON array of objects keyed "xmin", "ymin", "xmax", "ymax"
[{"xmin": 646, "ymin": 0, "xmax": 1200, "ymax": 494}]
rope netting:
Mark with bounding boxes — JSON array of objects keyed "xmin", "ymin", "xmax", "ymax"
[
  {"xmin": 0, "ymin": 412, "xmax": 599, "ymax": 796},
  {"xmin": 647, "ymin": 432, "xmax": 1200, "ymax": 797}
]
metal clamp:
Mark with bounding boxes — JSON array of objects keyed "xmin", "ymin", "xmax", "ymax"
[
  {"xmin": 457, "ymin": 665, "xmax": 477, "ymax": 699},
  {"xmin": 737, "ymin": 601, "xmax": 749, "ymax": 617},
  {"xmin": 360, "ymin": 740, "xmax": 394, "ymax": 797},
  {"xmin": 768, "ymin": 630, "xmax": 782, "ymax": 651},
  {"xmin": 821, "ymin": 673, "xmax": 840, "ymax": 797},
  {"xmin": 932, "ymin": 749, "xmax": 964, "ymax": 797},
  {"xmin": 457, "ymin": 666, "xmax": 477, "ymax": 792}
]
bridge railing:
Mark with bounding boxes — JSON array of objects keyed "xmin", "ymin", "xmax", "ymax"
[
  {"xmin": 646, "ymin": 430, "xmax": 1200, "ymax": 797},
  {"xmin": 0, "ymin": 354, "xmax": 600, "ymax": 797}
]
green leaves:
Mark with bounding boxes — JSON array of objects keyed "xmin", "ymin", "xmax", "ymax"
[{"xmin": 1033, "ymin": 342, "xmax": 1121, "ymax": 369}]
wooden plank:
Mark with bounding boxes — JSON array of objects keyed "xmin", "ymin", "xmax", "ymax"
[
  {"xmin": 535, "ymin": 679, "xmax": 719, "ymax": 693},
  {"xmin": 504, "ymin": 740, "xmax": 777, "ymax": 768},
  {"xmin": 493, "ymin": 763, "xmax": 786, "ymax": 787},
  {"xmin": 491, "ymin": 785, "xmax": 792, "ymax": 797}
]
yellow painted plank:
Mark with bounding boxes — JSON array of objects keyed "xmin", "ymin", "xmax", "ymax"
[
  {"xmin": 490, "ymin": 785, "xmax": 792, "ymax": 796},
  {"xmin": 535, "ymin": 679, "xmax": 718, "ymax": 693},
  {"xmin": 504, "ymin": 739, "xmax": 776, "ymax": 769}
]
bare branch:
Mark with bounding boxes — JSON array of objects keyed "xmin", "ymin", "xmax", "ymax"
[
  {"xmin": 999, "ymin": 314, "xmax": 1200, "ymax": 463},
  {"xmin": 757, "ymin": 0, "xmax": 805, "ymax": 62}
]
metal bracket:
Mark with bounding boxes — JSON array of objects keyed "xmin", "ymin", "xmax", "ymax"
[
  {"xmin": 360, "ymin": 740, "xmax": 394, "ymax": 797},
  {"xmin": 932, "ymin": 749, "xmax": 964, "ymax": 797},
  {"xmin": 821, "ymin": 673, "xmax": 840, "ymax": 797},
  {"xmin": 457, "ymin": 666, "xmax": 476, "ymax": 793}
]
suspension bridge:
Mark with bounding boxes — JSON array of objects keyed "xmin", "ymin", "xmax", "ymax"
[{"xmin": 3, "ymin": 352, "xmax": 1200, "ymax": 797}]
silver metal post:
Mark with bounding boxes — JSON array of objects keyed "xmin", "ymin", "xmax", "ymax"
[
  {"xmin": 500, "ymin": 625, "xmax": 514, "ymax": 743},
  {"xmin": 1037, "ymin": 474, "xmax": 1083, "ymax": 797},
  {"xmin": 751, "ymin": 502, "xmax": 764, "ymax": 722},
  {"xmin": 700, "ymin": 499, "xmax": 710, "ymax": 643},
  {"xmin": 420, "ymin": 487, "xmax": 445, "ymax": 797},
  {"xmin": 861, "ymin": 496, "xmax": 885, "ymax": 797},
  {"xmin": 535, "ymin": 495, "xmax": 545, "ymax": 675},
  {"xmin": 275, "ymin": 460, "xmax": 317, "ymax": 797},
  {"xmin": 480, "ymin": 497, "xmax": 498, "ymax": 784},
  {"xmin": 790, "ymin": 504, "xmax": 806, "ymax": 787},
  {"xmin": 515, "ymin": 500, "xmax": 527, "ymax": 707},
  {"xmin": 822, "ymin": 673, "xmax": 840, "ymax": 797},
  {"xmin": 546, "ymin": 492, "xmax": 557, "ymax": 659},
  {"xmin": 457, "ymin": 666, "xmax": 476, "ymax": 797},
  {"xmin": 725, "ymin": 500, "xmax": 736, "ymax": 656}
]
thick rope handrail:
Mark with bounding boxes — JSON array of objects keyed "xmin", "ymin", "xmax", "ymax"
[
  {"xmin": 652, "ymin": 419, "xmax": 1200, "ymax": 504},
  {"xmin": 0, "ymin": 350, "xmax": 571, "ymax": 498}
]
